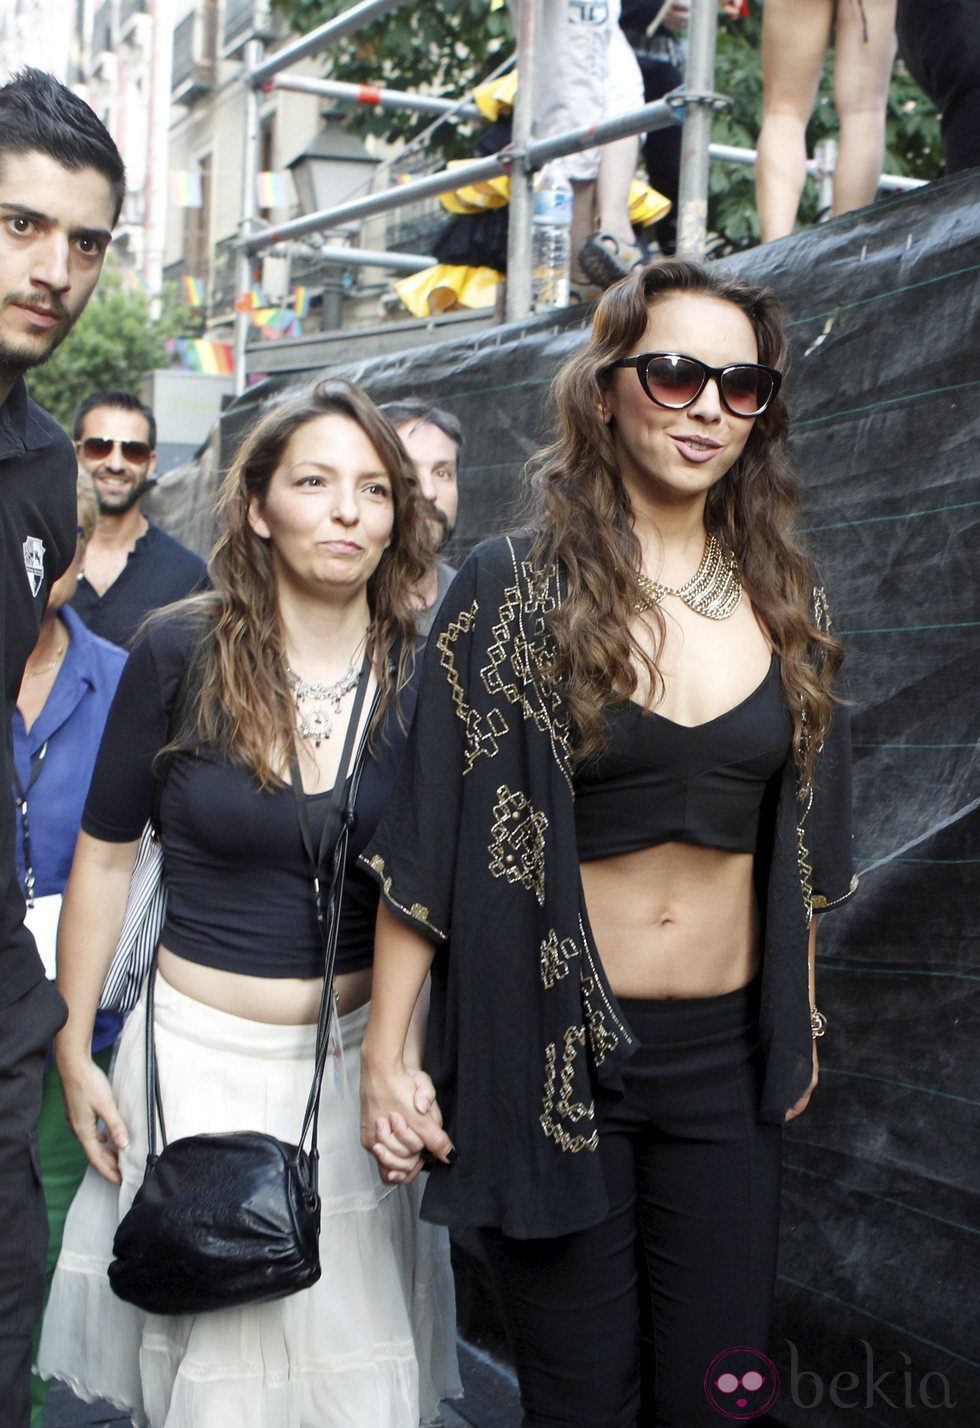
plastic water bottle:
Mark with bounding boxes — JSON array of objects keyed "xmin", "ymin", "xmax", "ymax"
[{"xmin": 532, "ymin": 167, "xmax": 573, "ymax": 312}]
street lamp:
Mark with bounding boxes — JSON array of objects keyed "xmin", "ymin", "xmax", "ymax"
[
  {"xmin": 286, "ymin": 116, "xmax": 379, "ymax": 331},
  {"xmin": 286, "ymin": 115, "xmax": 378, "ymax": 220}
]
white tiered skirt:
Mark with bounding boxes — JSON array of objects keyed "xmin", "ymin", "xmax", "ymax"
[{"xmin": 38, "ymin": 975, "xmax": 461, "ymax": 1428}]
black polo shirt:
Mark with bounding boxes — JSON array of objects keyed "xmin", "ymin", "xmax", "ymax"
[
  {"xmin": 0, "ymin": 378, "xmax": 77, "ymax": 1006},
  {"xmin": 71, "ymin": 521, "xmax": 207, "ymax": 647}
]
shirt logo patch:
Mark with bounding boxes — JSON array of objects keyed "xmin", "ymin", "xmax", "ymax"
[{"xmin": 23, "ymin": 536, "xmax": 45, "ymax": 598}]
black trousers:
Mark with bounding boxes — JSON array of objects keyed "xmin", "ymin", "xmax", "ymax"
[
  {"xmin": 0, "ymin": 976, "xmax": 66, "ymax": 1428},
  {"xmin": 896, "ymin": 0, "xmax": 980, "ymax": 175},
  {"xmin": 635, "ymin": 53, "xmax": 683, "ymax": 253},
  {"xmin": 478, "ymin": 982, "xmax": 782, "ymax": 1428}
]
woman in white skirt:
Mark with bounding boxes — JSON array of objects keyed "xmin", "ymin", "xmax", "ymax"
[{"xmin": 38, "ymin": 380, "xmax": 461, "ymax": 1428}]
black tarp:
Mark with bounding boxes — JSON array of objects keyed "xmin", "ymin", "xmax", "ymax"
[{"xmin": 149, "ymin": 167, "xmax": 979, "ymax": 1425}]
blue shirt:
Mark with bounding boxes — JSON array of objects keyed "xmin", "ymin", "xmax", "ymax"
[{"xmin": 12, "ymin": 605, "xmax": 128, "ymax": 1051}]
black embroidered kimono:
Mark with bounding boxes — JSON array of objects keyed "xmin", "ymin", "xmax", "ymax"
[{"xmin": 362, "ymin": 534, "xmax": 857, "ymax": 1240}]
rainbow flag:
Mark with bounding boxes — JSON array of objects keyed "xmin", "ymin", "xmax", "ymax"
[
  {"xmin": 168, "ymin": 337, "xmax": 234, "ymax": 375},
  {"xmin": 170, "ymin": 170, "xmax": 203, "ymax": 207},
  {"xmin": 123, "ymin": 267, "xmax": 150, "ymax": 293},
  {"xmin": 256, "ymin": 171, "xmax": 289, "ymax": 208},
  {"xmin": 250, "ymin": 307, "xmax": 302, "ymax": 339},
  {"xmin": 182, "ymin": 275, "xmax": 205, "ymax": 307},
  {"xmin": 234, "ymin": 286, "xmax": 268, "ymax": 313},
  {"xmin": 293, "ymin": 285, "xmax": 310, "ymax": 318}
]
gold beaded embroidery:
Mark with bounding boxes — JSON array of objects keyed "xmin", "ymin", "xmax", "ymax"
[
  {"xmin": 540, "ymin": 1026, "xmax": 599, "ymax": 1154},
  {"xmin": 795, "ymin": 586, "xmax": 836, "ymax": 925},
  {"xmin": 811, "ymin": 874, "xmax": 859, "ymax": 911},
  {"xmin": 363, "ymin": 854, "xmax": 446, "ymax": 941},
  {"xmin": 539, "ymin": 928, "xmax": 581, "ymax": 990},
  {"xmin": 488, "ymin": 785, "xmax": 548, "ymax": 905},
  {"xmin": 480, "ymin": 543, "xmax": 573, "ymax": 783},
  {"xmin": 580, "ymin": 934, "xmax": 628, "ymax": 1066},
  {"xmin": 438, "ymin": 601, "xmax": 513, "ymax": 773}
]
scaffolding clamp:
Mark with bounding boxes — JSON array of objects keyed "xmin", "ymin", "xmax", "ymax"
[{"xmin": 665, "ymin": 86, "xmax": 731, "ymax": 116}]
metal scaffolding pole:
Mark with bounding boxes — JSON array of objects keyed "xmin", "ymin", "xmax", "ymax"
[
  {"xmin": 298, "ymin": 244, "xmax": 436, "ymax": 272},
  {"xmin": 505, "ymin": 0, "xmax": 537, "ymax": 322},
  {"xmin": 708, "ymin": 140, "xmax": 926, "ymax": 193},
  {"xmin": 271, "ymin": 73, "xmax": 481, "ymax": 120},
  {"xmin": 243, "ymin": 99, "xmax": 679, "ymax": 256},
  {"xmin": 233, "ymin": 38, "xmax": 262, "ymax": 397},
  {"xmin": 676, "ymin": 0, "xmax": 720, "ymax": 257},
  {"xmin": 528, "ymin": 99, "xmax": 678, "ymax": 169},
  {"xmin": 249, "ymin": 0, "xmax": 413, "ymax": 88}
]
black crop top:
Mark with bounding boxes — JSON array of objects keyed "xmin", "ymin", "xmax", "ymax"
[
  {"xmin": 82, "ymin": 611, "xmax": 418, "ymax": 979},
  {"xmin": 574, "ymin": 654, "xmax": 793, "ymax": 860}
]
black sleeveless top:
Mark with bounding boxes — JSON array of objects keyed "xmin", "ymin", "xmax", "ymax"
[{"xmin": 574, "ymin": 654, "xmax": 793, "ymax": 859}]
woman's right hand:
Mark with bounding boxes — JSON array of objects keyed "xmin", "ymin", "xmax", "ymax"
[
  {"xmin": 57, "ymin": 1048, "xmax": 130, "ymax": 1184},
  {"xmin": 360, "ymin": 1052, "xmax": 454, "ymax": 1186}
]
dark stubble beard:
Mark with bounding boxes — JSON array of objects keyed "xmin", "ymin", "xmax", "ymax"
[
  {"xmin": 0, "ymin": 293, "xmax": 74, "ymax": 382},
  {"xmin": 427, "ymin": 504, "xmax": 455, "ymax": 553},
  {"xmin": 96, "ymin": 476, "xmax": 156, "ymax": 516}
]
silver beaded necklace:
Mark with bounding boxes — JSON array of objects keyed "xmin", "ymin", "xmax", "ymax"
[{"xmin": 285, "ymin": 652, "xmax": 363, "ymax": 747}]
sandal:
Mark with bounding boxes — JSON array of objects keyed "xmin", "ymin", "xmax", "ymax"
[{"xmin": 578, "ymin": 231, "xmax": 645, "ymax": 290}]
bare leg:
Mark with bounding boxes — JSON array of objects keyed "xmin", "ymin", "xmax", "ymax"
[
  {"xmin": 596, "ymin": 133, "xmax": 641, "ymax": 249},
  {"xmin": 570, "ymin": 179, "xmax": 597, "ymax": 285},
  {"xmin": 832, "ymin": 0, "xmax": 898, "ymax": 214},
  {"xmin": 756, "ymin": 0, "xmax": 836, "ymax": 241}
]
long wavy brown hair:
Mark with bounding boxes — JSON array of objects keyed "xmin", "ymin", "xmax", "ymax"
[
  {"xmin": 169, "ymin": 379, "xmax": 432, "ymax": 788},
  {"xmin": 528, "ymin": 259, "xmax": 843, "ymax": 787}
]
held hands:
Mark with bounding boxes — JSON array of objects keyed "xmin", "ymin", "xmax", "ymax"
[
  {"xmin": 360, "ymin": 1054, "xmax": 455, "ymax": 1186},
  {"xmin": 57, "ymin": 1049, "xmax": 130, "ymax": 1184},
  {"xmin": 784, "ymin": 1042, "xmax": 819, "ymax": 1122}
]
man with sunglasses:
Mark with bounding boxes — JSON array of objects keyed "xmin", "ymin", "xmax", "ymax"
[
  {"xmin": 0, "ymin": 68, "xmax": 124, "ymax": 1426},
  {"xmin": 71, "ymin": 390, "xmax": 206, "ymax": 646}
]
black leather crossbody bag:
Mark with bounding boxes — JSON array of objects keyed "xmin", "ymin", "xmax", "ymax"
[{"xmin": 108, "ymin": 656, "xmax": 373, "ymax": 1315}]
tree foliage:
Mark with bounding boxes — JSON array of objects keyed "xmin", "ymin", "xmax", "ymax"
[
  {"xmin": 270, "ymin": 0, "xmax": 514, "ymax": 161},
  {"xmin": 27, "ymin": 265, "xmax": 190, "ymax": 430}
]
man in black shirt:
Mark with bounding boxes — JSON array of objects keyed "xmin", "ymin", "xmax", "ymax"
[
  {"xmin": 0, "ymin": 69, "xmax": 124, "ymax": 1424},
  {"xmin": 71, "ymin": 389, "xmax": 207, "ymax": 645}
]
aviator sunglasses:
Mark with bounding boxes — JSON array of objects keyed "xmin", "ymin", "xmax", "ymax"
[
  {"xmin": 609, "ymin": 352, "xmax": 782, "ymax": 418},
  {"xmin": 78, "ymin": 436, "xmax": 153, "ymax": 464}
]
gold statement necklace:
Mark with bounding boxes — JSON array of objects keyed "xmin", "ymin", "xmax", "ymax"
[{"xmin": 635, "ymin": 532, "xmax": 742, "ymax": 621}]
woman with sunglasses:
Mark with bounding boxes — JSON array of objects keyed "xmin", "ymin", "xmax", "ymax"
[
  {"xmin": 39, "ymin": 382, "xmax": 460, "ymax": 1427},
  {"xmin": 360, "ymin": 260, "xmax": 857, "ymax": 1427}
]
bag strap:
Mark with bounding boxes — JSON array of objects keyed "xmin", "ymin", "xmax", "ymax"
[
  {"xmin": 142, "ymin": 649, "xmax": 374, "ymax": 1168},
  {"xmin": 290, "ymin": 651, "xmax": 373, "ymax": 1162}
]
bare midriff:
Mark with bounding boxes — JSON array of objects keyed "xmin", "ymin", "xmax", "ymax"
[
  {"xmin": 579, "ymin": 840, "xmax": 760, "ymax": 1000},
  {"xmin": 156, "ymin": 945, "xmax": 373, "ymax": 1024}
]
